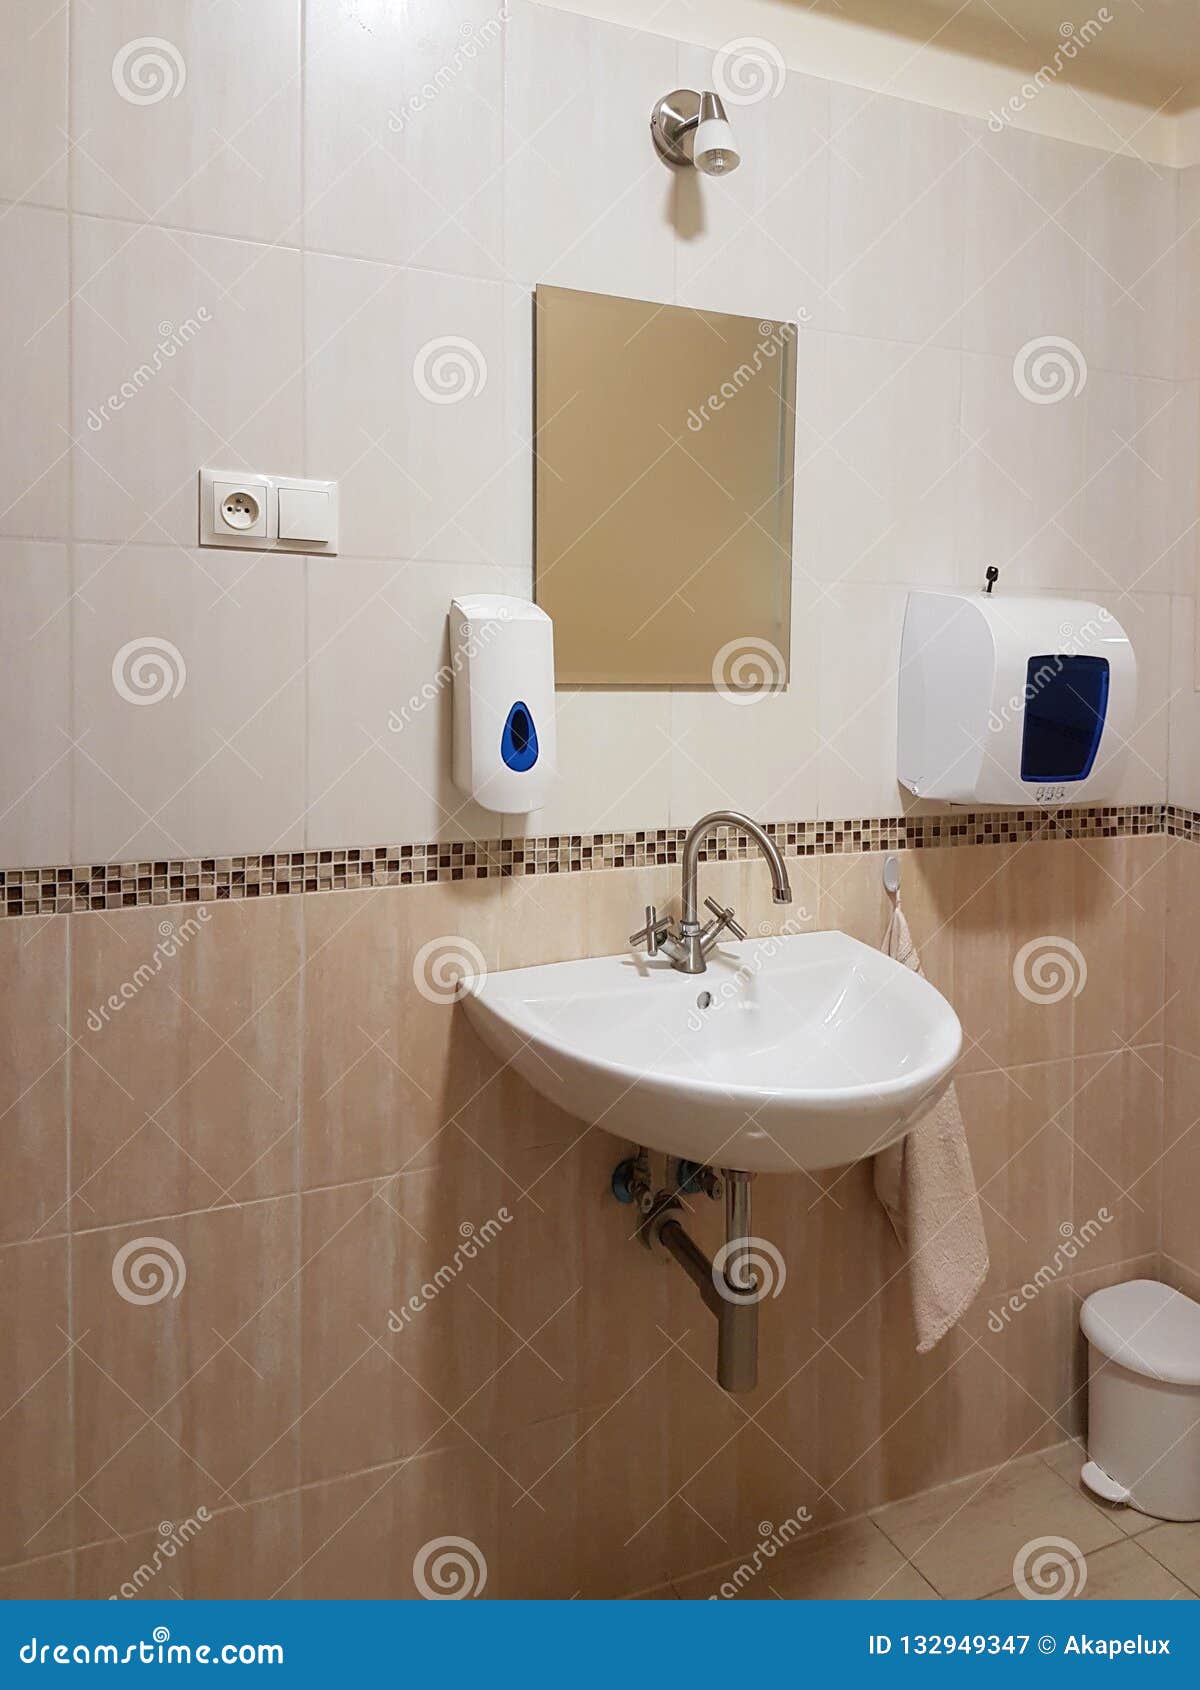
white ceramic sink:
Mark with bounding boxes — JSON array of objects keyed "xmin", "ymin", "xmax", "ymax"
[{"xmin": 462, "ymin": 930, "xmax": 962, "ymax": 1173}]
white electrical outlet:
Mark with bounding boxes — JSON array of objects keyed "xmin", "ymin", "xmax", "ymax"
[
  {"xmin": 200, "ymin": 470, "xmax": 272, "ymax": 547},
  {"xmin": 199, "ymin": 470, "xmax": 339, "ymax": 554}
]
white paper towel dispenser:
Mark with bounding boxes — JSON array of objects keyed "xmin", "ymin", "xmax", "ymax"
[
  {"xmin": 897, "ymin": 590, "xmax": 1136, "ymax": 806},
  {"xmin": 450, "ymin": 595, "xmax": 556, "ymax": 814}
]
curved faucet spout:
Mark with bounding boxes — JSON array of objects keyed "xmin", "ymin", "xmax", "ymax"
[{"xmin": 681, "ymin": 810, "xmax": 792, "ymax": 927}]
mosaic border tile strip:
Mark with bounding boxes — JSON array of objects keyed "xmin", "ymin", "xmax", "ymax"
[
  {"xmin": 0, "ymin": 804, "xmax": 1167, "ymax": 919},
  {"xmin": 1165, "ymin": 804, "xmax": 1200, "ymax": 844}
]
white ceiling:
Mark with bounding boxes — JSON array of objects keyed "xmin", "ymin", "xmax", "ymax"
[{"xmin": 815, "ymin": 0, "xmax": 1200, "ymax": 112}]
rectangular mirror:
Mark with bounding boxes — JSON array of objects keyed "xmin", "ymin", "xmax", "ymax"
[{"xmin": 533, "ymin": 285, "xmax": 796, "ymax": 687}]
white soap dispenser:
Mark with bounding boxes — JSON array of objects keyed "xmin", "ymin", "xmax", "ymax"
[{"xmin": 449, "ymin": 595, "xmax": 557, "ymax": 815}]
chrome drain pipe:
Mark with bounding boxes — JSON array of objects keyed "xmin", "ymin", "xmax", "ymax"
[{"xmin": 646, "ymin": 1167, "xmax": 759, "ymax": 1393}]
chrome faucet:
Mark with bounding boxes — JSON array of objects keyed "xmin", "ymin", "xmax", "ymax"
[{"xmin": 629, "ymin": 810, "xmax": 792, "ymax": 975}]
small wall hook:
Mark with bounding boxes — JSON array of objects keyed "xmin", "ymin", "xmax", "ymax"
[{"xmin": 882, "ymin": 853, "xmax": 901, "ymax": 896}]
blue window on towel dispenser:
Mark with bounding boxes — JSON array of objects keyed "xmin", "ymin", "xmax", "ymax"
[
  {"xmin": 449, "ymin": 596, "xmax": 556, "ymax": 814},
  {"xmin": 897, "ymin": 590, "xmax": 1136, "ymax": 807},
  {"xmin": 1019, "ymin": 654, "xmax": 1109, "ymax": 784}
]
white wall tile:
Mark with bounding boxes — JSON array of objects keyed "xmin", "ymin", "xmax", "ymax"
[
  {"xmin": 0, "ymin": 206, "xmax": 68, "ymax": 539},
  {"xmin": 1176, "ymin": 166, "xmax": 1200, "ymax": 384},
  {"xmin": 71, "ymin": 219, "xmax": 304, "ymax": 546},
  {"xmin": 826, "ymin": 87, "xmax": 972, "ymax": 348},
  {"xmin": 1080, "ymin": 372, "xmax": 1189, "ymax": 596},
  {"xmin": 815, "ymin": 582, "xmax": 910, "ymax": 817},
  {"xmin": 305, "ymin": 557, "xmax": 524, "ymax": 849},
  {"xmin": 504, "ymin": 2, "xmax": 676, "ymax": 299},
  {"xmin": 0, "ymin": 0, "xmax": 68, "ymax": 207},
  {"xmin": 71, "ymin": 544, "xmax": 306, "ymax": 860},
  {"xmin": 1168, "ymin": 595, "xmax": 1200, "ymax": 811},
  {"xmin": 304, "ymin": 0, "xmax": 503, "ymax": 276},
  {"xmin": 1087, "ymin": 590, "xmax": 1169, "ymax": 805},
  {"xmin": 674, "ymin": 46, "xmax": 829, "ymax": 325},
  {"xmin": 960, "ymin": 125, "xmax": 1090, "ymax": 359},
  {"xmin": 71, "ymin": 0, "xmax": 301, "ymax": 244},
  {"xmin": 667, "ymin": 576, "xmax": 822, "ymax": 826},
  {"xmin": 1078, "ymin": 152, "xmax": 1177, "ymax": 381},
  {"xmin": 305, "ymin": 254, "xmax": 517, "ymax": 563},
  {"xmin": 0, "ymin": 541, "xmax": 70, "ymax": 866},
  {"xmin": 957, "ymin": 349, "xmax": 1087, "ymax": 594},
  {"xmin": 532, "ymin": 690, "xmax": 673, "ymax": 836},
  {"xmin": 810, "ymin": 335, "xmax": 961, "ymax": 588},
  {"xmin": 0, "ymin": 11, "xmax": 1195, "ymax": 867}
]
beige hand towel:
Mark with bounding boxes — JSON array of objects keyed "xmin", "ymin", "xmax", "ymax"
[{"xmin": 873, "ymin": 902, "xmax": 988, "ymax": 1354}]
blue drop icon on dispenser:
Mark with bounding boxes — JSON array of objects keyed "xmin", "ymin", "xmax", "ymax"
[{"xmin": 500, "ymin": 700, "xmax": 539, "ymax": 773}]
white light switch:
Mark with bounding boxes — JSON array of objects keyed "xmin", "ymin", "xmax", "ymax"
[
  {"xmin": 198, "ymin": 470, "xmax": 338, "ymax": 553},
  {"xmin": 278, "ymin": 486, "xmax": 332, "ymax": 545}
]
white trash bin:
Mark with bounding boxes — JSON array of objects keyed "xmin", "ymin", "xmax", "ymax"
[{"xmin": 1080, "ymin": 1278, "xmax": 1200, "ymax": 1522}]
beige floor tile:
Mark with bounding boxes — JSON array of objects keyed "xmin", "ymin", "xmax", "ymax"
[
  {"xmin": 872, "ymin": 1452, "xmax": 1123, "ymax": 1598},
  {"xmin": 1038, "ymin": 1438, "xmax": 1156, "ymax": 1538},
  {"xmin": 989, "ymin": 1538, "xmax": 1195, "ymax": 1600},
  {"xmin": 1138, "ymin": 1521, "xmax": 1200, "ymax": 1594},
  {"xmin": 673, "ymin": 1517, "xmax": 939, "ymax": 1601}
]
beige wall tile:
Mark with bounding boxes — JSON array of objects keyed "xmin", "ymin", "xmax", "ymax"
[
  {"xmin": 956, "ymin": 1059, "xmax": 1074, "ymax": 1296},
  {"xmin": 1166, "ymin": 839, "xmax": 1200, "ymax": 1055},
  {"xmin": 0, "ymin": 1555, "xmax": 72, "ymax": 1600},
  {"xmin": 298, "ymin": 1173, "xmax": 498, "ymax": 1485},
  {"xmin": 1074, "ymin": 836, "xmax": 1166, "ymax": 1055},
  {"xmin": 75, "ymin": 1492, "xmax": 302, "ymax": 1601},
  {"xmin": 950, "ymin": 842, "xmax": 1079, "ymax": 1074},
  {"xmin": 1163, "ymin": 1047, "xmax": 1200, "ymax": 1274},
  {"xmin": 497, "ymin": 1380, "xmax": 676, "ymax": 1599},
  {"xmin": 70, "ymin": 901, "xmax": 302, "ymax": 1228},
  {"xmin": 299, "ymin": 1448, "xmax": 500, "ymax": 1601},
  {"xmin": 1072, "ymin": 1050, "xmax": 1164, "ymax": 1267},
  {"xmin": 0, "ymin": 916, "xmax": 67, "ymax": 1242},
  {"xmin": 302, "ymin": 883, "xmax": 522, "ymax": 1189},
  {"xmin": 0, "ymin": 1238, "xmax": 73, "ymax": 1566},
  {"xmin": 71, "ymin": 1200, "xmax": 300, "ymax": 1537}
]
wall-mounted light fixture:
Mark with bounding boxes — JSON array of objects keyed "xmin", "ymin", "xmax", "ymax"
[{"xmin": 650, "ymin": 89, "xmax": 741, "ymax": 176}]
